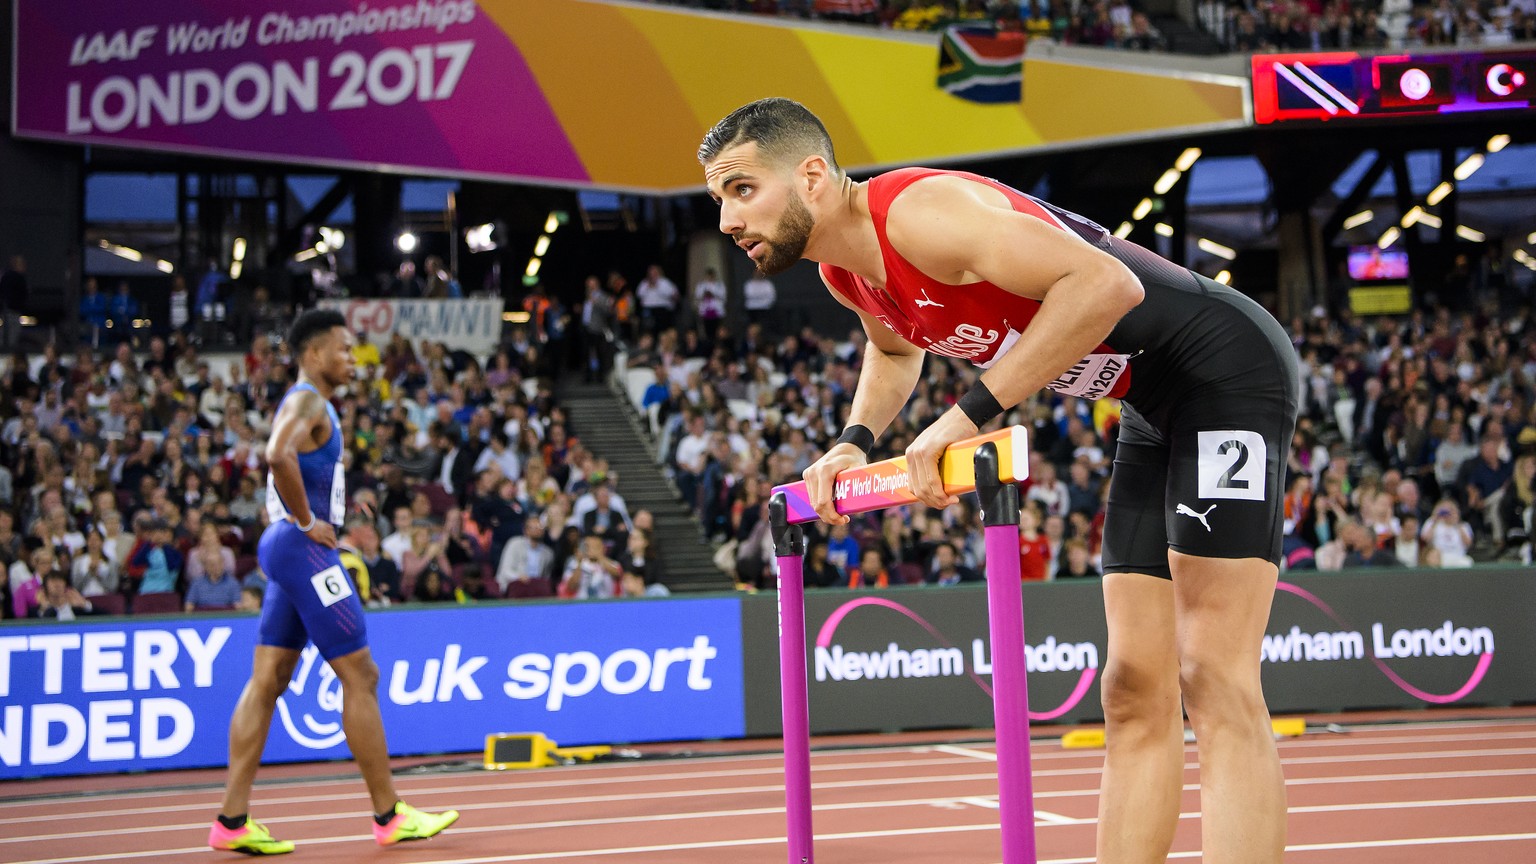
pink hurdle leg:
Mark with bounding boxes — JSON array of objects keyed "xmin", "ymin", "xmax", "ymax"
[
  {"xmin": 771, "ymin": 493, "xmax": 813, "ymax": 864},
  {"xmin": 978, "ymin": 443, "xmax": 1037, "ymax": 864}
]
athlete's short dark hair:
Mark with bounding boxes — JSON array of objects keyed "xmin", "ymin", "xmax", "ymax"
[
  {"xmin": 287, "ymin": 309, "xmax": 347, "ymax": 356},
  {"xmin": 698, "ymin": 97, "xmax": 841, "ymax": 174}
]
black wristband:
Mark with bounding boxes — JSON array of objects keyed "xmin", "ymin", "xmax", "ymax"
[
  {"xmin": 835, "ymin": 424, "xmax": 875, "ymax": 455},
  {"xmin": 957, "ymin": 380, "xmax": 1004, "ymax": 428}
]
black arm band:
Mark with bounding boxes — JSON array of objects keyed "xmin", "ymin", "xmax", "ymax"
[
  {"xmin": 835, "ymin": 424, "xmax": 875, "ymax": 455},
  {"xmin": 957, "ymin": 380, "xmax": 1004, "ymax": 428}
]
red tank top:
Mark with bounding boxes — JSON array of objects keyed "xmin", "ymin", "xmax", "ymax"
[{"xmin": 820, "ymin": 167, "xmax": 1133, "ymax": 400}]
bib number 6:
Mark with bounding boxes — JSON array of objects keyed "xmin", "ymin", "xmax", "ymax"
[{"xmin": 310, "ymin": 565, "xmax": 354, "ymax": 608}]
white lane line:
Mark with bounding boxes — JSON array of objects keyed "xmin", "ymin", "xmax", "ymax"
[
  {"xmin": 1281, "ymin": 745, "xmax": 1536, "ymax": 766},
  {"xmin": 0, "ymin": 744, "xmax": 981, "ymax": 809},
  {"xmin": 0, "ymin": 771, "xmax": 1012, "ymax": 833},
  {"xmin": 1286, "ymin": 766, "xmax": 1536, "ymax": 787},
  {"xmin": 1290, "ymin": 794, "xmax": 1536, "ymax": 814},
  {"xmin": 0, "ymin": 754, "xmax": 998, "ymax": 826},
  {"xmin": 8, "ymin": 773, "xmax": 1533, "ymax": 852},
  {"xmin": 934, "ymin": 744, "xmax": 999, "ymax": 761},
  {"xmin": 1281, "ymin": 831, "xmax": 1536, "ymax": 854},
  {"xmin": 13, "ymin": 745, "xmax": 1536, "ymax": 833},
  {"xmin": 1319, "ymin": 719, "xmax": 1536, "ymax": 733},
  {"xmin": 0, "ymin": 792, "xmax": 1018, "ymax": 851},
  {"xmin": 11, "ymin": 723, "xmax": 1524, "ymax": 811},
  {"xmin": 5, "ymin": 823, "xmax": 1008, "ymax": 864},
  {"xmin": 9, "ymin": 752, "xmax": 1536, "ymax": 835},
  {"xmin": 21, "ymin": 819, "xmax": 1531, "ymax": 864},
  {"xmin": 1278, "ymin": 728, "xmax": 1536, "ymax": 749}
]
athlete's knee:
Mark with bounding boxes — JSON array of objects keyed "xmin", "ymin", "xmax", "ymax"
[
  {"xmin": 331, "ymin": 652, "xmax": 381, "ymax": 693},
  {"xmin": 1100, "ymin": 656, "xmax": 1179, "ymax": 726},
  {"xmin": 246, "ymin": 652, "xmax": 301, "ymax": 702},
  {"xmin": 248, "ymin": 668, "xmax": 293, "ymax": 703},
  {"xmin": 1177, "ymin": 655, "xmax": 1264, "ymax": 725},
  {"xmin": 356, "ymin": 659, "xmax": 381, "ymax": 692},
  {"xmin": 274, "ymin": 654, "xmax": 300, "ymax": 683}
]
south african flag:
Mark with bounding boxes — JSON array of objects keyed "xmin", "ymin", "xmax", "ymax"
[{"xmin": 937, "ymin": 26, "xmax": 1026, "ymax": 104}]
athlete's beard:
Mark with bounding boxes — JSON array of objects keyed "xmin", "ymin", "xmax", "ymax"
[{"xmin": 755, "ymin": 193, "xmax": 814, "ymax": 276}]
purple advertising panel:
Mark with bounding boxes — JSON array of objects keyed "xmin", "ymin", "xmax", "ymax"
[
  {"xmin": 738, "ymin": 568, "xmax": 1536, "ymax": 737},
  {"xmin": 11, "ymin": 0, "xmax": 588, "ymax": 184}
]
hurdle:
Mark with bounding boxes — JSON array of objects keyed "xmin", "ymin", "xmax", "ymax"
[{"xmin": 769, "ymin": 426, "xmax": 1034, "ymax": 864}]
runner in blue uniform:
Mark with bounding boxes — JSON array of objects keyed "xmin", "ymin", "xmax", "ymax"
[{"xmin": 210, "ymin": 309, "xmax": 457, "ymax": 855}]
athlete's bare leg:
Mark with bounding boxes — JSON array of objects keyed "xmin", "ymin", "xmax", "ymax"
[
  {"xmin": 221, "ymin": 646, "xmax": 399, "ymax": 818},
  {"xmin": 1095, "ymin": 572, "xmax": 1184, "ymax": 864},
  {"xmin": 1171, "ymin": 550, "xmax": 1286, "ymax": 864},
  {"xmin": 221, "ymin": 646, "xmax": 301, "ymax": 817},
  {"xmin": 325, "ymin": 647, "xmax": 401, "ymax": 815}
]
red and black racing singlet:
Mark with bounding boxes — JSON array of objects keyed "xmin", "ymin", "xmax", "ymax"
[{"xmin": 820, "ymin": 167, "xmax": 1135, "ymax": 401}]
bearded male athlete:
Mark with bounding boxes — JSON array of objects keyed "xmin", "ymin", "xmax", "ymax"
[
  {"xmin": 210, "ymin": 309, "xmax": 458, "ymax": 854},
  {"xmin": 700, "ymin": 98, "xmax": 1297, "ymax": 864}
]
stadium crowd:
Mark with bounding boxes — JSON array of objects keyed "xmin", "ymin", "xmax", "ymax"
[
  {"xmin": 1, "ymin": 248, "xmax": 1533, "ymax": 621},
  {"xmin": 629, "ymin": 267, "xmax": 1536, "ymax": 588},
  {"xmin": 0, "ymin": 278, "xmax": 677, "ymax": 620},
  {"xmin": 650, "ymin": 1, "xmax": 1536, "ymax": 52},
  {"xmin": 651, "ymin": 0, "xmax": 1177, "ymax": 48},
  {"xmin": 1199, "ymin": 0, "xmax": 1536, "ymax": 52}
]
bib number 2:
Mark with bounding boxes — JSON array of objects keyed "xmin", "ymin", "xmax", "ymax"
[{"xmin": 1196, "ymin": 430, "xmax": 1267, "ymax": 501}]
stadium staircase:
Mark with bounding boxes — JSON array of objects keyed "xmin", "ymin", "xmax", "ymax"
[
  {"xmin": 1152, "ymin": 13, "xmax": 1223, "ymax": 55},
  {"xmin": 557, "ymin": 378, "xmax": 735, "ymax": 593}
]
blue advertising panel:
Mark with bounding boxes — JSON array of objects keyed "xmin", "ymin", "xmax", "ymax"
[{"xmin": 0, "ymin": 598, "xmax": 744, "ymax": 779}]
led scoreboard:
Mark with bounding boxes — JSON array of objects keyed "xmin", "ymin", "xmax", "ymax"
[{"xmin": 1253, "ymin": 49, "xmax": 1536, "ymax": 124}]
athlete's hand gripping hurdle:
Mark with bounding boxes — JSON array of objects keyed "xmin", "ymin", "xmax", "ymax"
[{"xmin": 769, "ymin": 426, "xmax": 1036, "ymax": 864}]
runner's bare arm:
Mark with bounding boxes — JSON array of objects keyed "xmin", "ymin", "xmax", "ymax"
[
  {"xmin": 884, "ymin": 175, "xmax": 1144, "ymax": 411},
  {"xmin": 800, "ymin": 277, "xmax": 928, "ymax": 523},
  {"xmin": 265, "ymin": 389, "xmax": 327, "ymax": 529},
  {"xmin": 824, "ymin": 274, "xmax": 926, "ymax": 440}
]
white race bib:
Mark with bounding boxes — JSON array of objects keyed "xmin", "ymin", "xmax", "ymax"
[
  {"xmin": 330, "ymin": 461, "xmax": 346, "ymax": 525},
  {"xmin": 265, "ymin": 459, "xmax": 345, "ymax": 525},
  {"xmin": 1196, "ymin": 430, "xmax": 1268, "ymax": 501},
  {"xmin": 310, "ymin": 565, "xmax": 354, "ymax": 607},
  {"xmin": 266, "ymin": 472, "xmax": 286, "ymax": 523},
  {"xmin": 1046, "ymin": 353, "xmax": 1132, "ymax": 400}
]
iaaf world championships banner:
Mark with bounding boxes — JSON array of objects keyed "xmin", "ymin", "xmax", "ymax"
[
  {"xmin": 10, "ymin": 0, "xmax": 588, "ymax": 185},
  {"xmin": 0, "ymin": 598, "xmax": 744, "ymax": 780}
]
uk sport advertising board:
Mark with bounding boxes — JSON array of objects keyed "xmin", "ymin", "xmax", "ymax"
[
  {"xmin": 0, "ymin": 598, "xmax": 744, "ymax": 779},
  {"xmin": 3, "ymin": 569, "xmax": 1531, "ymax": 779}
]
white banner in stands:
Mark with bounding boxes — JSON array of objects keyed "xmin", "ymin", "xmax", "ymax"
[{"xmin": 320, "ymin": 298, "xmax": 503, "ymax": 354}]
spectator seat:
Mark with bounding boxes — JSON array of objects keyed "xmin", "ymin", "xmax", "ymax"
[
  {"xmin": 90, "ymin": 593, "xmax": 127, "ymax": 616},
  {"xmin": 132, "ymin": 592, "xmax": 183, "ymax": 615}
]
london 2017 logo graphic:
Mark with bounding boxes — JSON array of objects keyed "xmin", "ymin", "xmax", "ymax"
[
  {"xmin": 275, "ymin": 645, "xmax": 346, "ymax": 750},
  {"xmin": 814, "ymin": 596, "xmax": 1098, "ymax": 721}
]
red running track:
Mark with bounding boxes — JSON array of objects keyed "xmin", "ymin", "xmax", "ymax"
[{"xmin": 2, "ymin": 709, "xmax": 1535, "ymax": 863}]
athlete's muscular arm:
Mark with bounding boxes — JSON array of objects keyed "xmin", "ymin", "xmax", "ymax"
[
  {"xmin": 887, "ymin": 175, "xmax": 1144, "ymax": 407},
  {"xmin": 801, "ymin": 277, "xmax": 926, "ymax": 524},
  {"xmin": 834, "ymin": 282, "xmax": 926, "ymax": 440},
  {"xmin": 265, "ymin": 389, "xmax": 338, "ymax": 548},
  {"xmin": 886, "ymin": 175, "xmax": 1144, "ymax": 507}
]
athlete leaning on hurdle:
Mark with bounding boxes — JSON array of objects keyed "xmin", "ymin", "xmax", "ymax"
[
  {"xmin": 700, "ymin": 98, "xmax": 1298, "ymax": 864},
  {"xmin": 209, "ymin": 309, "xmax": 458, "ymax": 855}
]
